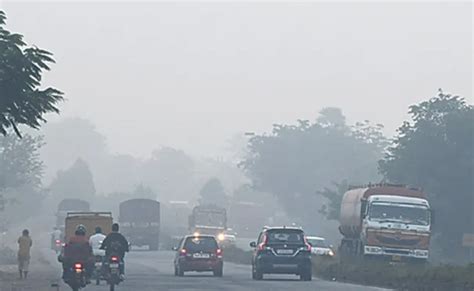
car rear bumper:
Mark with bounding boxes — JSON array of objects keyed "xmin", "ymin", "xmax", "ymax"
[
  {"xmin": 256, "ymin": 254, "xmax": 311, "ymax": 274},
  {"xmin": 179, "ymin": 259, "xmax": 223, "ymax": 271}
]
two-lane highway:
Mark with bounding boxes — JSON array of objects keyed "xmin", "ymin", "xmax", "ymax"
[{"xmin": 43, "ymin": 250, "xmax": 388, "ymax": 291}]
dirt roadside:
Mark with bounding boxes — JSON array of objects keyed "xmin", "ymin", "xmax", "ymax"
[{"xmin": 0, "ymin": 215, "xmax": 64, "ymax": 291}]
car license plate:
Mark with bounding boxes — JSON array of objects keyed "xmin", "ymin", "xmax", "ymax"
[
  {"xmin": 110, "ymin": 263, "xmax": 119, "ymax": 268},
  {"xmin": 95, "ymin": 262, "xmax": 102, "ymax": 267},
  {"xmin": 193, "ymin": 253, "xmax": 210, "ymax": 259},
  {"xmin": 392, "ymin": 255, "xmax": 401, "ymax": 261},
  {"xmin": 273, "ymin": 264, "xmax": 297, "ymax": 268},
  {"xmin": 75, "ymin": 269, "xmax": 82, "ymax": 273},
  {"xmin": 276, "ymin": 249, "xmax": 294, "ymax": 255}
]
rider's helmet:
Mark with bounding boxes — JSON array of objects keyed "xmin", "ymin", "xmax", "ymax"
[
  {"xmin": 75, "ymin": 224, "xmax": 87, "ymax": 236},
  {"xmin": 95, "ymin": 226, "xmax": 102, "ymax": 234}
]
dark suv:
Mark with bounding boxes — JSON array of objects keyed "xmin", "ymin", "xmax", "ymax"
[
  {"xmin": 173, "ymin": 234, "xmax": 223, "ymax": 277},
  {"xmin": 250, "ymin": 227, "xmax": 312, "ymax": 281}
]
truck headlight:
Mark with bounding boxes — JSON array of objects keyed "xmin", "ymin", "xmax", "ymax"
[
  {"xmin": 414, "ymin": 250, "xmax": 428, "ymax": 257},
  {"xmin": 365, "ymin": 246, "xmax": 382, "ymax": 254}
]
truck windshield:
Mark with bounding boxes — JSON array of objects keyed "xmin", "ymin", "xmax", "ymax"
[
  {"xmin": 369, "ymin": 203, "xmax": 430, "ymax": 226},
  {"xmin": 194, "ymin": 212, "xmax": 226, "ymax": 227}
]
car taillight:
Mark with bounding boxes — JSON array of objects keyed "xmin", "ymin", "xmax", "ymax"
[
  {"xmin": 180, "ymin": 249, "xmax": 187, "ymax": 256},
  {"xmin": 55, "ymin": 240, "xmax": 61, "ymax": 244},
  {"xmin": 74, "ymin": 263, "xmax": 83, "ymax": 269},
  {"xmin": 216, "ymin": 248, "xmax": 223, "ymax": 257},
  {"xmin": 111, "ymin": 256, "xmax": 119, "ymax": 262}
]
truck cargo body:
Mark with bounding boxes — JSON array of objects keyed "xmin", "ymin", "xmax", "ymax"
[
  {"xmin": 64, "ymin": 212, "xmax": 113, "ymax": 241},
  {"xmin": 119, "ymin": 199, "xmax": 160, "ymax": 250},
  {"xmin": 339, "ymin": 185, "xmax": 431, "ymax": 261}
]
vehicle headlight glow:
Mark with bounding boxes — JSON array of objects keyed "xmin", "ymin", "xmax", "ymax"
[
  {"xmin": 328, "ymin": 250, "xmax": 334, "ymax": 257},
  {"xmin": 193, "ymin": 232, "xmax": 200, "ymax": 237},
  {"xmin": 217, "ymin": 233, "xmax": 225, "ymax": 241}
]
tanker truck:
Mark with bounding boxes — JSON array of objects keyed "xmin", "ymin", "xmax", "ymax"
[{"xmin": 339, "ymin": 184, "xmax": 431, "ymax": 262}]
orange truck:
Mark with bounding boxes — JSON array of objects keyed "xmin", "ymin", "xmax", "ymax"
[
  {"xmin": 339, "ymin": 184, "xmax": 431, "ymax": 262},
  {"xmin": 64, "ymin": 212, "xmax": 113, "ymax": 241}
]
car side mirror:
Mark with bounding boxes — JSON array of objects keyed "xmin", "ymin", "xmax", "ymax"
[
  {"xmin": 329, "ymin": 244, "xmax": 334, "ymax": 249},
  {"xmin": 249, "ymin": 241, "xmax": 257, "ymax": 248},
  {"xmin": 172, "ymin": 246, "xmax": 178, "ymax": 251}
]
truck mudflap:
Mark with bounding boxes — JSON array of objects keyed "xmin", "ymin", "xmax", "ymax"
[{"xmin": 364, "ymin": 245, "xmax": 429, "ymax": 260}]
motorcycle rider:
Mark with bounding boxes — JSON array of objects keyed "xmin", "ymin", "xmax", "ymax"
[
  {"xmin": 51, "ymin": 227, "xmax": 62, "ymax": 248},
  {"xmin": 100, "ymin": 223, "xmax": 129, "ymax": 279},
  {"xmin": 62, "ymin": 225, "xmax": 94, "ymax": 283},
  {"xmin": 89, "ymin": 226, "xmax": 106, "ymax": 256}
]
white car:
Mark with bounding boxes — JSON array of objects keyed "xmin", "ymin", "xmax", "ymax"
[{"xmin": 306, "ymin": 236, "xmax": 335, "ymax": 257}]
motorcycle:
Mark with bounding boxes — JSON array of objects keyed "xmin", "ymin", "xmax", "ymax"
[
  {"xmin": 65, "ymin": 262, "xmax": 87, "ymax": 291},
  {"xmin": 92, "ymin": 255, "xmax": 104, "ymax": 285},
  {"xmin": 53, "ymin": 239, "xmax": 63, "ymax": 254},
  {"xmin": 104, "ymin": 255, "xmax": 123, "ymax": 291}
]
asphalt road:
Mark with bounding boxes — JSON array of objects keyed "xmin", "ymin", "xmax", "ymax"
[{"xmin": 33, "ymin": 249, "xmax": 389, "ymax": 291}]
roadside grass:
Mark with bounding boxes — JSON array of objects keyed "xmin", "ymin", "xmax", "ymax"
[
  {"xmin": 223, "ymin": 245, "xmax": 253, "ymax": 265},
  {"xmin": 312, "ymin": 256, "xmax": 474, "ymax": 291},
  {"xmin": 223, "ymin": 245, "xmax": 474, "ymax": 290}
]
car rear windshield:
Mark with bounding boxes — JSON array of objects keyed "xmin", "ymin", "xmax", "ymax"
[
  {"xmin": 184, "ymin": 236, "xmax": 218, "ymax": 252},
  {"xmin": 307, "ymin": 238, "xmax": 328, "ymax": 248},
  {"xmin": 266, "ymin": 229, "xmax": 305, "ymax": 245}
]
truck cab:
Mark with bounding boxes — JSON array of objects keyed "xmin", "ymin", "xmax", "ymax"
[{"xmin": 362, "ymin": 195, "xmax": 431, "ymax": 260}]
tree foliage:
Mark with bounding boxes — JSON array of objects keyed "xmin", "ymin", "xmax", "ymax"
[
  {"xmin": 0, "ymin": 10, "xmax": 63, "ymax": 137},
  {"xmin": 0, "ymin": 133, "xmax": 43, "ymax": 190},
  {"xmin": 317, "ymin": 180, "xmax": 349, "ymax": 221},
  {"xmin": 199, "ymin": 178, "xmax": 228, "ymax": 207},
  {"xmin": 0, "ymin": 133, "xmax": 45, "ymax": 222},
  {"xmin": 241, "ymin": 108, "xmax": 386, "ymax": 225},
  {"xmin": 140, "ymin": 147, "xmax": 195, "ymax": 202},
  {"xmin": 379, "ymin": 90, "xmax": 473, "ymax": 262},
  {"xmin": 49, "ymin": 158, "xmax": 96, "ymax": 202}
]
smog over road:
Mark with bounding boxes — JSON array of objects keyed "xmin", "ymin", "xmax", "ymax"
[{"xmin": 0, "ymin": 1, "xmax": 472, "ymax": 291}]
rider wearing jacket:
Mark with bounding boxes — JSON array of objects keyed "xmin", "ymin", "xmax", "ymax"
[
  {"xmin": 100, "ymin": 223, "xmax": 129, "ymax": 277},
  {"xmin": 62, "ymin": 225, "xmax": 94, "ymax": 281}
]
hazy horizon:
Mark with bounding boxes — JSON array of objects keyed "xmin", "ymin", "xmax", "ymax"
[{"xmin": 2, "ymin": 1, "xmax": 472, "ymax": 158}]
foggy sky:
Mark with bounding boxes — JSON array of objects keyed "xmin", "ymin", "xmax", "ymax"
[{"xmin": 2, "ymin": 1, "xmax": 472, "ymax": 157}]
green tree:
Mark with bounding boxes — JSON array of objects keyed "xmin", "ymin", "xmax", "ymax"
[
  {"xmin": 49, "ymin": 158, "xmax": 96, "ymax": 202},
  {"xmin": 241, "ymin": 108, "xmax": 386, "ymax": 227},
  {"xmin": 318, "ymin": 180, "xmax": 349, "ymax": 221},
  {"xmin": 379, "ymin": 90, "xmax": 473, "ymax": 263},
  {"xmin": 0, "ymin": 11, "xmax": 63, "ymax": 137},
  {"xmin": 140, "ymin": 147, "xmax": 195, "ymax": 202},
  {"xmin": 0, "ymin": 134, "xmax": 43, "ymax": 190},
  {"xmin": 0, "ymin": 133, "xmax": 45, "ymax": 222},
  {"xmin": 199, "ymin": 178, "xmax": 228, "ymax": 207}
]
